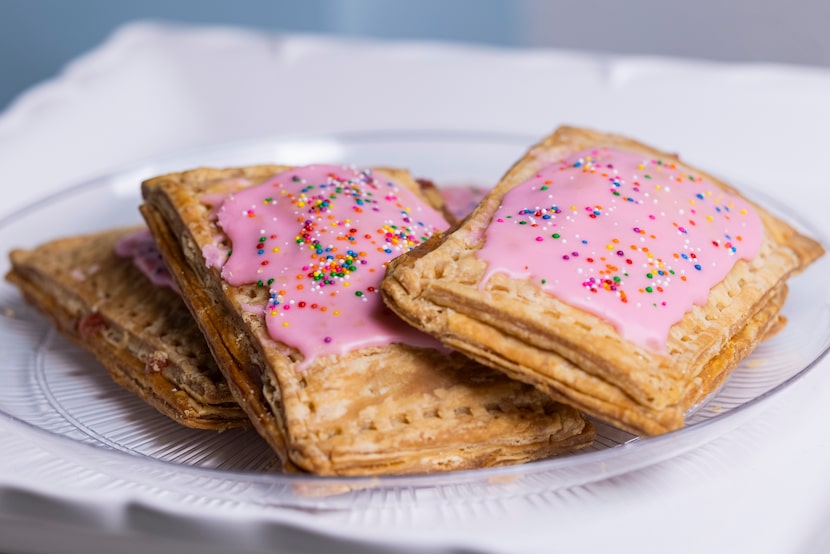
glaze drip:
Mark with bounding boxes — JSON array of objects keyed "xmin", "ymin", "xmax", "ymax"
[{"xmin": 114, "ymin": 228, "xmax": 179, "ymax": 292}]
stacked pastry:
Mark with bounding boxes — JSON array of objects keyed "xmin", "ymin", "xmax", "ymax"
[
  {"xmin": 139, "ymin": 164, "xmax": 592, "ymax": 474},
  {"xmin": 7, "ymin": 125, "xmax": 822, "ymax": 476},
  {"xmin": 382, "ymin": 126, "xmax": 824, "ymax": 435},
  {"xmin": 7, "ymin": 227, "xmax": 248, "ymax": 430}
]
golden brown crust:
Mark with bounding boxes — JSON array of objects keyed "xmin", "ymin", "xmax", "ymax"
[
  {"xmin": 382, "ymin": 126, "xmax": 825, "ymax": 436},
  {"xmin": 141, "ymin": 164, "xmax": 594, "ymax": 475},
  {"xmin": 6, "ymin": 227, "xmax": 247, "ymax": 430}
]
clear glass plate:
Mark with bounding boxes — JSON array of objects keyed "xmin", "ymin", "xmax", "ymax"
[{"xmin": 0, "ymin": 130, "xmax": 827, "ymax": 510}]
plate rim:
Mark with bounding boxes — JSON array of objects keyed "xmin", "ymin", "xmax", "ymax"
[{"xmin": 1, "ymin": 128, "xmax": 828, "ymax": 507}]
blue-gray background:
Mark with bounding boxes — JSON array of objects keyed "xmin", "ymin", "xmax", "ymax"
[{"xmin": 3, "ymin": 0, "xmax": 829, "ymax": 113}]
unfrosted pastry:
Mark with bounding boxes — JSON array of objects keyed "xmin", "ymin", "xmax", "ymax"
[
  {"xmin": 141, "ymin": 164, "xmax": 593, "ymax": 475},
  {"xmin": 6, "ymin": 227, "xmax": 247, "ymax": 430},
  {"xmin": 382, "ymin": 126, "xmax": 824, "ymax": 436}
]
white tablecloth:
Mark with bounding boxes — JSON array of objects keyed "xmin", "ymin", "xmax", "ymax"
[{"xmin": 1, "ymin": 21, "xmax": 829, "ymax": 554}]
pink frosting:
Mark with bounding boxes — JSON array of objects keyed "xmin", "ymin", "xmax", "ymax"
[
  {"xmin": 114, "ymin": 228, "xmax": 179, "ymax": 292},
  {"xmin": 477, "ymin": 147, "xmax": 763, "ymax": 351},
  {"xmin": 211, "ymin": 164, "xmax": 449, "ymax": 367},
  {"xmin": 440, "ymin": 185, "xmax": 489, "ymax": 220}
]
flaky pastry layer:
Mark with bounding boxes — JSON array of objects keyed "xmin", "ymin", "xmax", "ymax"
[
  {"xmin": 7, "ymin": 227, "xmax": 247, "ymax": 430},
  {"xmin": 382, "ymin": 126, "xmax": 824, "ymax": 435},
  {"xmin": 141, "ymin": 165, "xmax": 593, "ymax": 476}
]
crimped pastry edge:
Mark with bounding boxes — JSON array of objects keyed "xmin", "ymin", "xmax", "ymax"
[
  {"xmin": 141, "ymin": 165, "xmax": 595, "ymax": 475},
  {"xmin": 382, "ymin": 126, "xmax": 824, "ymax": 435}
]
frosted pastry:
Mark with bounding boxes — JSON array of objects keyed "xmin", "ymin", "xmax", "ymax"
[
  {"xmin": 6, "ymin": 227, "xmax": 248, "ymax": 430},
  {"xmin": 440, "ymin": 184, "xmax": 489, "ymax": 221},
  {"xmin": 415, "ymin": 178, "xmax": 489, "ymax": 222},
  {"xmin": 141, "ymin": 164, "xmax": 593, "ymax": 475},
  {"xmin": 382, "ymin": 126, "xmax": 824, "ymax": 436}
]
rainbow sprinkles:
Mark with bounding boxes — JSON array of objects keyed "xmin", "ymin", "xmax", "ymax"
[
  {"xmin": 209, "ymin": 164, "xmax": 449, "ymax": 366},
  {"xmin": 476, "ymin": 147, "xmax": 764, "ymax": 351}
]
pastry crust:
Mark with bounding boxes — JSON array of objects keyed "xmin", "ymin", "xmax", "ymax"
[
  {"xmin": 382, "ymin": 126, "xmax": 825, "ymax": 436},
  {"xmin": 141, "ymin": 164, "xmax": 593, "ymax": 476},
  {"xmin": 6, "ymin": 227, "xmax": 247, "ymax": 430}
]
